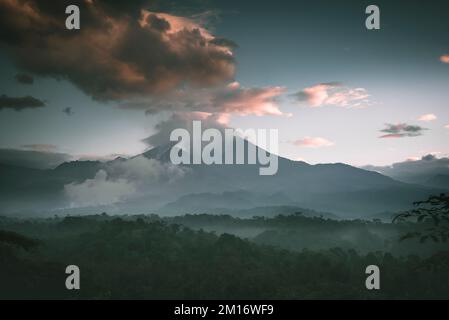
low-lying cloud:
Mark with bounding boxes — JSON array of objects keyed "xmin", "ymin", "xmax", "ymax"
[
  {"xmin": 64, "ymin": 170, "xmax": 136, "ymax": 208},
  {"xmin": 64, "ymin": 156, "xmax": 189, "ymax": 208},
  {"xmin": 108, "ymin": 156, "xmax": 189, "ymax": 184}
]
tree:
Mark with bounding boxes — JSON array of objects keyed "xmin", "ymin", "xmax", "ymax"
[
  {"xmin": 393, "ymin": 194, "xmax": 449, "ymax": 243},
  {"xmin": 0, "ymin": 230, "xmax": 40, "ymax": 251}
]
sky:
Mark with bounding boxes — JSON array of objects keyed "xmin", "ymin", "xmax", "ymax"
[{"xmin": 0, "ymin": 0, "xmax": 448, "ymax": 166}]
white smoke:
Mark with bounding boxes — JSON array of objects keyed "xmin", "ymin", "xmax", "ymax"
[
  {"xmin": 109, "ymin": 156, "xmax": 188, "ymax": 184},
  {"xmin": 64, "ymin": 157, "xmax": 189, "ymax": 208},
  {"xmin": 64, "ymin": 170, "xmax": 135, "ymax": 208}
]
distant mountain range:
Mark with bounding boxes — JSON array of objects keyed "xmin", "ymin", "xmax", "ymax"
[{"xmin": 0, "ymin": 141, "xmax": 446, "ymax": 219}]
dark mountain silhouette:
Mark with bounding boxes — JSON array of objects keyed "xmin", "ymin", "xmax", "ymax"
[
  {"xmin": 138, "ymin": 141, "xmax": 440, "ymax": 217},
  {"xmin": 0, "ymin": 140, "xmax": 443, "ymax": 217},
  {"xmin": 425, "ymin": 174, "xmax": 449, "ymax": 190}
]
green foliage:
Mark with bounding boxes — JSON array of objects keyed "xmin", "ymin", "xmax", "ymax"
[
  {"xmin": 0, "ymin": 229, "xmax": 40, "ymax": 251},
  {"xmin": 0, "ymin": 214, "xmax": 449, "ymax": 299},
  {"xmin": 170, "ymin": 213, "xmax": 446, "ymax": 256}
]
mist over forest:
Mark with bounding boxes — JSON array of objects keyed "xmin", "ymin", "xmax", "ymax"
[{"xmin": 1, "ymin": 212, "xmax": 449, "ymax": 299}]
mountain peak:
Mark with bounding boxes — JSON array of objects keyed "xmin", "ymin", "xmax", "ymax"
[{"xmin": 140, "ymin": 141, "xmax": 178, "ymax": 162}]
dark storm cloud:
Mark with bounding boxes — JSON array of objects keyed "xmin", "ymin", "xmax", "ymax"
[
  {"xmin": 15, "ymin": 73, "xmax": 34, "ymax": 85},
  {"xmin": 0, "ymin": 0, "xmax": 236, "ymax": 102},
  {"xmin": 379, "ymin": 123, "xmax": 427, "ymax": 138},
  {"xmin": 0, "ymin": 148, "xmax": 71, "ymax": 169},
  {"xmin": 0, "ymin": 95, "xmax": 45, "ymax": 111},
  {"xmin": 146, "ymin": 13, "xmax": 171, "ymax": 32}
]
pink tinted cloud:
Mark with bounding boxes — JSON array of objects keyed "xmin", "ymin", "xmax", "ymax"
[
  {"xmin": 217, "ymin": 82, "xmax": 288, "ymax": 117},
  {"xmin": 440, "ymin": 55, "xmax": 449, "ymax": 63},
  {"xmin": 418, "ymin": 113, "xmax": 437, "ymax": 122},
  {"xmin": 300, "ymin": 83, "xmax": 333, "ymax": 107},
  {"xmin": 297, "ymin": 83, "xmax": 370, "ymax": 108},
  {"xmin": 380, "ymin": 134, "xmax": 406, "ymax": 139},
  {"xmin": 129, "ymin": 81, "xmax": 288, "ymax": 118},
  {"xmin": 293, "ymin": 137, "xmax": 335, "ymax": 148}
]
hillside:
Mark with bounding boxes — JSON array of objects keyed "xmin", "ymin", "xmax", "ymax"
[{"xmin": 0, "ymin": 142, "xmax": 442, "ymax": 218}]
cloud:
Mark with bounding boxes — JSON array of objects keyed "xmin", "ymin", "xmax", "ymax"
[
  {"xmin": 421, "ymin": 154, "xmax": 437, "ymax": 161},
  {"xmin": 15, "ymin": 73, "xmax": 34, "ymax": 84},
  {"xmin": 445, "ymin": 124, "xmax": 449, "ymax": 130},
  {"xmin": 418, "ymin": 113, "xmax": 437, "ymax": 122},
  {"xmin": 211, "ymin": 82, "xmax": 288, "ymax": 116},
  {"xmin": 108, "ymin": 156, "xmax": 188, "ymax": 184},
  {"xmin": 379, "ymin": 123, "xmax": 427, "ymax": 138},
  {"xmin": 62, "ymin": 107, "xmax": 74, "ymax": 116},
  {"xmin": 64, "ymin": 156, "xmax": 189, "ymax": 208},
  {"xmin": 362, "ymin": 154, "xmax": 449, "ymax": 185},
  {"xmin": 122, "ymin": 81, "xmax": 288, "ymax": 118},
  {"xmin": 0, "ymin": 1, "xmax": 288, "ymax": 119},
  {"xmin": 295, "ymin": 82, "xmax": 370, "ymax": 108},
  {"xmin": 0, "ymin": 1, "xmax": 236, "ymax": 101},
  {"xmin": 292, "ymin": 137, "xmax": 335, "ymax": 148},
  {"xmin": 64, "ymin": 170, "xmax": 136, "ymax": 207},
  {"xmin": 21, "ymin": 144, "xmax": 58, "ymax": 152},
  {"xmin": 440, "ymin": 55, "xmax": 449, "ymax": 64},
  {"xmin": 143, "ymin": 111, "xmax": 227, "ymax": 147},
  {"xmin": 0, "ymin": 94, "xmax": 45, "ymax": 111},
  {"xmin": 0, "ymin": 148, "xmax": 71, "ymax": 169}
]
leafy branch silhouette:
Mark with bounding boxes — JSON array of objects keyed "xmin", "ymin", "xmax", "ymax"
[{"xmin": 393, "ymin": 193, "xmax": 449, "ymax": 243}]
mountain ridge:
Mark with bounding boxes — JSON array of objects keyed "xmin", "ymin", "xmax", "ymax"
[{"xmin": 0, "ymin": 142, "xmax": 444, "ymax": 217}]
